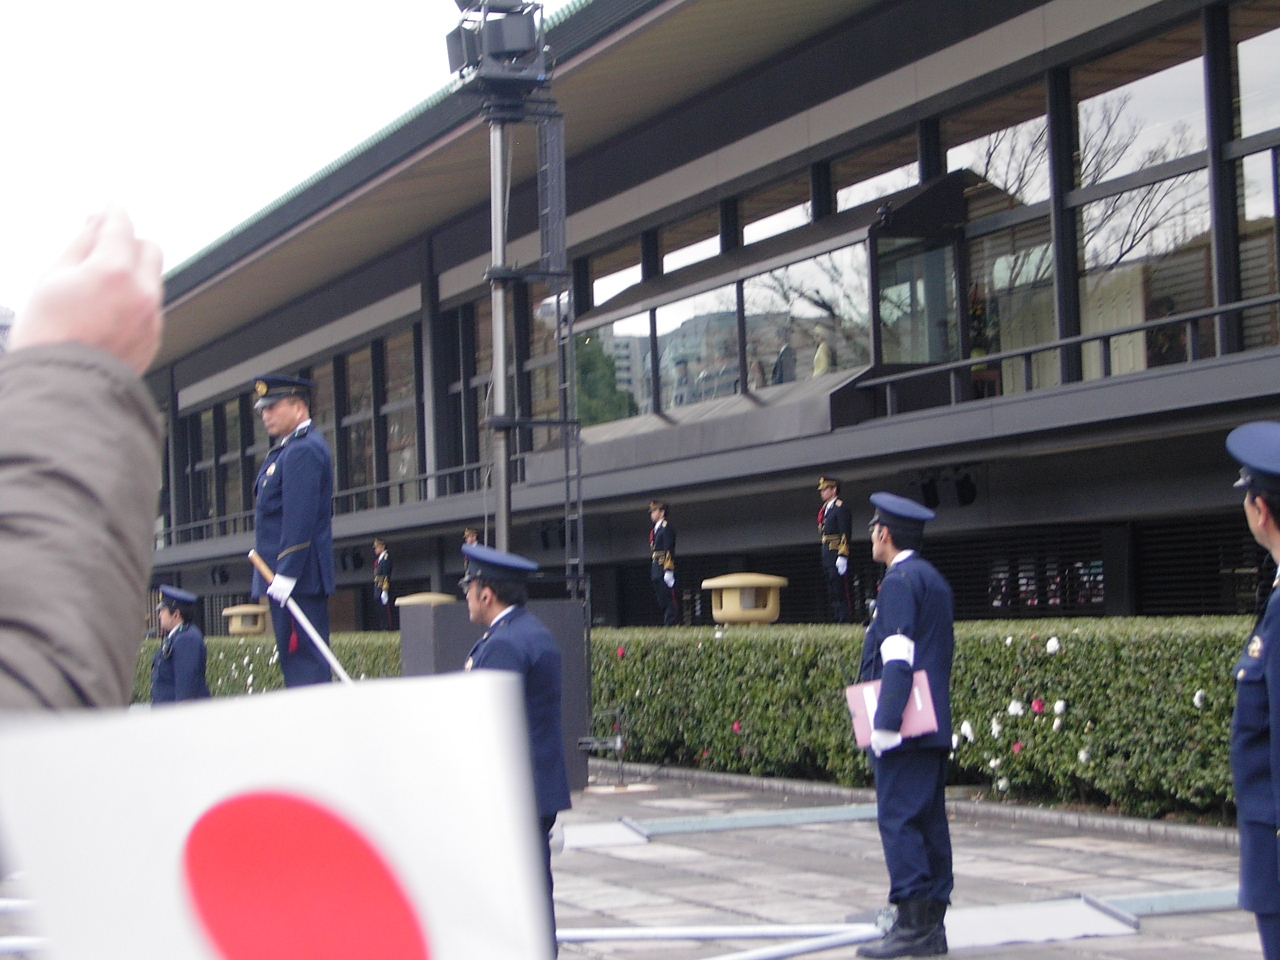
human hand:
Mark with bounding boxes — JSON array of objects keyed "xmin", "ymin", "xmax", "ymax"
[
  {"xmin": 10, "ymin": 208, "xmax": 164, "ymax": 376},
  {"xmin": 869, "ymin": 729, "xmax": 902, "ymax": 757},
  {"xmin": 664, "ymin": 571, "xmax": 675, "ymax": 588},
  {"xmin": 267, "ymin": 574, "xmax": 297, "ymax": 606},
  {"xmin": 381, "ymin": 590, "xmax": 389, "ymax": 605},
  {"xmin": 836, "ymin": 556, "xmax": 848, "ymax": 576}
]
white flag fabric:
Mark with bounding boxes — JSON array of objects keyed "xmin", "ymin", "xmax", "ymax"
[{"xmin": 0, "ymin": 672, "xmax": 551, "ymax": 960}]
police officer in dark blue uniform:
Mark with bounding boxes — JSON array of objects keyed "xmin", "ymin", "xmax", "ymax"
[
  {"xmin": 649, "ymin": 500, "xmax": 678, "ymax": 626},
  {"xmin": 150, "ymin": 586, "xmax": 211, "ymax": 703},
  {"xmin": 250, "ymin": 374, "xmax": 336, "ymax": 687},
  {"xmin": 1227, "ymin": 421, "xmax": 1280, "ymax": 960},
  {"xmin": 819, "ymin": 476, "xmax": 854, "ymax": 623},
  {"xmin": 461, "ymin": 543, "xmax": 571, "ymax": 956},
  {"xmin": 857, "ymin": 492, "xmax": 953, "ymax": 958}
]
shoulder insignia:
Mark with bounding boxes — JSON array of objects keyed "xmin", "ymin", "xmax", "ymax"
[
  {"xmin": 266, "ymin": 463, "xmax": 276, "ymax": 476},
  {"xmin": 1249, "ymin": 636, "xmax": 1264, "ymax": 658},
  {"xmin": 834, "ymin": 499, "xmax": 843, "ymax": 506}
]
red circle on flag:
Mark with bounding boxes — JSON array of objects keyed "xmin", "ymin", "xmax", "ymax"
[{"xmin": 183, "ymin": 791, "xmax": 429, "ymax": 960}]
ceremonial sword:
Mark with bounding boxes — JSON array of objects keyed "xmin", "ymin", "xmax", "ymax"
[{"xmin": 248, "ymin": 550, "xmax": 354, "ymax": 686}]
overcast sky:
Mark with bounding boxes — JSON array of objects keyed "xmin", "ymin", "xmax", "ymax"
[{"xmin": 0, "ymin": 0, "xmax": 576, "ymax": 313}]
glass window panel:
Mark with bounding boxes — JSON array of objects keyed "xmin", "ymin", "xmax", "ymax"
[
  {"xmin": 741, "ymin": 174, "xmax": 810, "ymax": 245},
  {"xmin": 967, "ymin": 218, "xmax": 1055, "ymax": 395},
  {"xmin": 834, "ymin": 134, "xmax": 918, "ymax": 212},
  {"xmin": 945, "ymin": 83, "xmax": 1049, "ymax": 207},
  {"xmin": 345, "ymin": 347, "xmax": 373, "ymax": 417},
  {"xmin": 529, "ymin": 283, "xmax": 564, "ymax": 361},
  {"xmin": 386, "ymin": 408, "xmax": 419, "ymax": 504},
  {"xmin": 655, "ymin": 285, "xmax": 739, "ymax": 409},
  {"xmin": 591, "ymin": 240, "xmax": 642, "ymax": 306},
  {"xmin": 1073, "ymin": 22, "xmax": 1206, "ymax": 185},
  {"xmin": 661, "ymin": 207, "xmax": 721, "ymax": 272},
  {"xmin": 1239, "ymin": 152, "xmax": 1280, "ymax": 349},
  {"xmin": 1234, "ymin": 1, "xmax": 1280, "ymax": 139},
  {"xmin": 191, "ymin": 467, "xmax": 214, "ymax": 521},
  {"xmin": 345, "ymin": 420, "xmax": 375, "ymax": 510},
  {"xmin": 223, "ymin": 399, "xmax": 241, "ymax": 454},
  {"xmin": 197, "ymin": 409, "xmax": 215, "ymax": 463},
  {"xmin": 220, "ymin": 461, "xmax": 242, "ymax": 518},
  {"xmin": 252, "ymin": 406, "xmax": 270, "ymax": 451},
  {"xmin": 384, "ymin": 329, "xmax": 416, "ymax": 405},
  {"xmin": 1079, "ymin": 170, "xmax": 1212, "ymax": 375},
  {"xmin": 878, "ymin": 240, "xmax": 960, "ymax": 365},
  {"xmin": 742, "ymin": 244, "xmax": 872, "ymax": 386},
  {"xmin": 578, "ymin": 315, "xmax": 649, "ymax": 427},
  {"xmin": 310, "ymin": 362, "xmax": 335, "ymax": 430}
]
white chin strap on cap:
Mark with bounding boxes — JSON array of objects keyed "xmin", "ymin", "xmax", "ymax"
[{"xmin": 880, "ymin": 633, "xmax": 915, "ymax": 666}]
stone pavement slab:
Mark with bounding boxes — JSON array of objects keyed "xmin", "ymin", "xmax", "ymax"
[{"xmin": 555, "ymin": 771, "xmax": 1257, "ymax": 959}]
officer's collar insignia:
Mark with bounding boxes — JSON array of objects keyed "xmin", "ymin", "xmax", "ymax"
[
  {"xmin": 266, "ymin": 463, "xmax": 276, "ymax": 476},
  {"xmin": 1249, "ymin": 636, "xmax": 1264, "ymax": 658},
  {"xmin": 254, "ymin": 380, "xmax": 268, "ymax": 397}
]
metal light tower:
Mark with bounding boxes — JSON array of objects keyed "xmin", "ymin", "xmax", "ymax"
[{"xmin": 446, "ymin": 0, "xmax": 559, "ymax": 553}]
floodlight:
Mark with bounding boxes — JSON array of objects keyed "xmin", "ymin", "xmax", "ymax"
[
  {"xmin": 454, "ymin": 0, "xmax": 526, "ymax": 11},
  {"xmin": 446, "ymin": 24, "xmax": 480, "ymax": 73}
]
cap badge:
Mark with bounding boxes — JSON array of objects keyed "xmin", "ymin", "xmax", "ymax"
[
  {"xmin": 1249, "ymin": 636, "xmax": 1264, "ymax": 658},
  {"xmin": 255, "ymin": 380, "xmax": 268, "ymax": 397}
]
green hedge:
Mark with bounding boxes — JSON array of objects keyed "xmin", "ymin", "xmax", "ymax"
[
  {"xmin": 133, "ymin": 617, "xmax": 1250, "ymax": 818},
  {"xmin": 591, "ymin": 618, "xmax": 1249, "ymax": 819},
  {"xmin": 132, "ymin": 632, "xmax": 400, "ymax": 702}
]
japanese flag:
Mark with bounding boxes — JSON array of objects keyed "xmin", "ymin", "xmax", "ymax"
[{"xmin": 0, "ymin": 672, "xmax": 550, "ymax": 960}]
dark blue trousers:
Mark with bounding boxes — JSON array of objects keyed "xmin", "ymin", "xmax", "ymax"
[
  {"xmin": 652, "ymin": 575, "xmax": 678, "ymax": 626},
  {"xmin": 873, "ymin": 747, "xmax": 953, "ymax": 903},
  {"xmin": 269, "ymin": 593, "xmax": 332, "ymax": 687},
  {"xmin": 1239, "ymin": 820, "xmax": 1280, "ymax": 959}
]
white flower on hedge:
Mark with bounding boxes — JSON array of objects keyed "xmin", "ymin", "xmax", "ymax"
[
  {"xmin": 1046, "ymin": 637, "xmax": 1060, "ymax": 654},
  {"xmin": 960, "ymin": 720, "xmax": 975, "ymax": 742},
  {"xmin": 1193, "ymin": 689, "xmax": 1205, "ymax": 709},
  {"xmin": 1005, "ymin": 636, "xmax": 1013, "ymax": 646},
  {"xmin": 952, "ymin": 733, "xmax": 960, "ymax": 749},
  {"xmin": 1053, "ymin": 700, "xmax": 1067, "ymax": 716},
  {"xmin": 1052, "ymin": 717, "xmax": 1063, "ymax": 731},
  {"xmin": 1078, "ymin": 748, "xmax": 1091, "ymax": 764},
  {"xmin": 1007, "ymin": 700, "xmax": 1024, "ymax": 717},
  {"xmin": 989, "ymin": 757, "xmax": 1001, "ymax": 769},
  {"xmin": 996, "ymin": 777, "xmax": 1009, "ymax": 792},
  {"xmin": 991, "ymin": 718, "xmax": 1002, "ymax": 739}
]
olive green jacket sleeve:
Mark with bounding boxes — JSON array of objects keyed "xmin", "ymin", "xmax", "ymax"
[{"xmin": 0, "ymin": 344, "xmax": 161, "ymax": 709}]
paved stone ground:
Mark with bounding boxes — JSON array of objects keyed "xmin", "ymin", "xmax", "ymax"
[{"xmin": 554, "ymin": 770, "xmax": 1257, "ymax": 959}]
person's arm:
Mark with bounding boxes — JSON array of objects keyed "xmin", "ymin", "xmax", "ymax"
[
  {"xmin": 871, "ymin": 573, "xmax": 918, "ymax": 735},
  {"xmin": 0, "ymin": 209, "xmax": 163, "ymax": 709},
  {"xmin": 172, "ymin": 629, "xmax": 208, "ymax": 701}
]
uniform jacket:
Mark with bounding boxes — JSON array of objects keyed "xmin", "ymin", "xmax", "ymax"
[
  {"xmin": 1232, "ymin": 583, "xmax": 1280, "ymax": 825},
  {"xmin": 374, "ymin": 551, "xmax": 393, "ymax": 593},
  {"xmin": 859, "ymin": 552, "xmax": 954, "ymax": 751},
  {"xmin": 151, "ymin": 622, "xmax": 211, "ymax": 703},
  {"xmin": 252, "ymin": 423, "xmax": 335, "ymax": 598},
  {"xmin": 0, "ymin": 345, "xmax": 161, "ymax": 709},
  {"xmin": 819, "ymin": 497, "xmax": 853, "ymax": 567},
  {"xmin": 466, "ymin": 605, "xmax": 572, "ymax": 817},
  {"xmin": 650, "ymin": 520, "xmax": 676, "ymax": 579}
]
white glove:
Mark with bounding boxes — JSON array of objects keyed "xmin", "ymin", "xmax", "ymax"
[
  {"xmin": 869, "ymin": 729, "xmax": 902, "ymax": 757},
  {"xmin": 267, "ymin": 574, "xmax": 297, "ymax": 605},
  {"xmin": 836, "ymin": 556, "xmax": 848, "ymax": 576},
  {"xmin": 664, "ymin": 571, "xmax": 675, "ymax": 588},
  {"xmin": 381, "ymin": 590, "xmax": 389, "ymax": 604}
]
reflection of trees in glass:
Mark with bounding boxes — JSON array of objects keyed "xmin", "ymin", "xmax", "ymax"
[
  {"xmin": 575, "ymin": 334, "xmax": 638, "ymax": 426},
  {"xmin": 743, "ymin": 247, "xmax": 872, "ymax": 378}
]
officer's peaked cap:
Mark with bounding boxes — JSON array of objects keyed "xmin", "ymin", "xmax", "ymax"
[
  {"xmin": 1227, "ymin": 422, "xmax": 1280, "ymax": 496},
  {"xmin": 869, "ymin": 491, "xmax": 935, "ymax": 533},
  {"xmin": 460, "ymin": 544, "xmax": 538, "ymax": 584},
  {"xmin": 253, "ymin": 374, "xmax": 312, "ymax": 410},
  {"xmin": 157, "ymin": 585, "xmax": 198, "ymax": 609}
]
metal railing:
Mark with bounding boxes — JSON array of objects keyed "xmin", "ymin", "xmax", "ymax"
[{"xmin": 860, "ymin": 293, "xmax": 1280, "ymax": 416}]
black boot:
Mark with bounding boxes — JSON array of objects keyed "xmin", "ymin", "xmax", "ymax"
[{"xmin": 857, "ymin": 899, "xmax": 948, "ymax": 958}]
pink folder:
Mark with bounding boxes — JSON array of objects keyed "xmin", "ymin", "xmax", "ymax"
[{"xmin": 845, "ymin": 671, "xmax": 938, "ymax": 749}]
